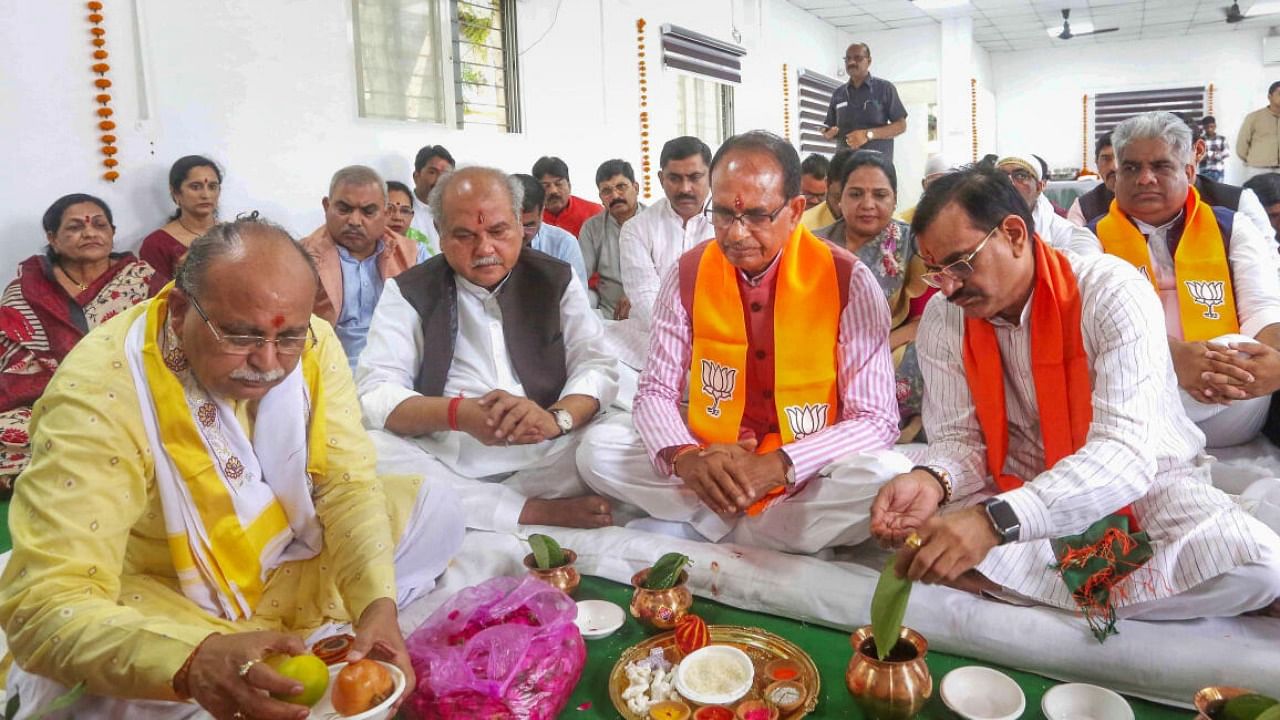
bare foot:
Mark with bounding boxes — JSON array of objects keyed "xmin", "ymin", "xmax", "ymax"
[
  {"xmin": 1245, "ymin": 599, "xmax": 1280, "ymax": 618},
  {"xmin": 519, "ymin": 496, "xmax": 614, "ymax": 528}
]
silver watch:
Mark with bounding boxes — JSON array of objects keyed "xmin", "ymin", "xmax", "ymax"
[
  {"xmin": 550, "ymin": 408, "xmax": 574, "ymax": 436},
  {"xmin": 867, "ymin": 129, "xmax": 876, "ymax": 140}
]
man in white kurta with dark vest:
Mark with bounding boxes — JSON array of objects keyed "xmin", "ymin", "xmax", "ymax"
[
  {"xmin": 872, "ymin": 165, "xmax": 1280, "ymax": 641},
  {"xmin": 578, "ymin": 131, "xmax": 902, "ymax": 554},
  {"xmin": 356, "ymin": 167, "xmax": 619, "ymax": 533}
]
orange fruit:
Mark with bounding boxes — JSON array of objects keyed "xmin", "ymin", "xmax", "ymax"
[{"xmin": 331, "ymin": 659, "xmax": 394, "ymax": 716}]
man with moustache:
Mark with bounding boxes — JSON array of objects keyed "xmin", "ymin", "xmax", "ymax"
[
  {"xmin": 822, "ymin": 43, "xmax": 908, "ymax": 162},
  {"xmin": 410, "ymin": 144, "xmax": 455, "ymax": 247},
  {"xmin": 579, "ymin": 159, "xmax": 645, "ymax": 320},
  {"xmin": 870, "ymin": 164, "xmax": 1280, "ymax": 640},
  {"xmin": 0, "ymin": 217, "xmax": 463, "ymax": 718},
  {"xmin": 356, "ymin": 167, "xmax": 619, "ymax": 533},
  {"xmin": 301, "ymin": 165, "xmax": 427, "ymax": 368},
  {"xmin": 578, "ymin": 131, "xmax": 901, "ymax": 553},
  {"xmin": 533, "ymin": 156, "xmax": 604, "ymax": 238},
  {"xmin": 1080, "ymin": 112, "xmax": 1280, "ymax": 447}
]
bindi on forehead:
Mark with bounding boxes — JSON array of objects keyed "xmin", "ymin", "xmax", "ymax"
[{"xmin": 272, "ymin": 315, "xmax": 285, "ymax": 329}]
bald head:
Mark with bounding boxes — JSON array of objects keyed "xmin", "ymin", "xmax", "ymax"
[
  {"xmin": 428, "ymin": 166, "xmax": 524, "ymax": 230},
  {"xmin": 430, "ymin": 167, "xmax": 526, "ymax": 290},
  {"xmin": 177, "ymin": 215, "xmax": 317, "ymax": 303}
]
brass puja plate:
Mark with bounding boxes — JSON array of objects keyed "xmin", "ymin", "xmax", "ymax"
[{"xmin": 608, "ymin": 624, "xmax": 821, "ymax": 719}]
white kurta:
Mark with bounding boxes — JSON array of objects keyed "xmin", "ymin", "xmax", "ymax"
[
  {"xmin": 1034, "ymin": 194, "xmax": 1100, "ymax": 255},
  {"xmin": 917, "ymin": 251, "xmax": 1272, "ymax": 610},
  {"xmin": 355, "ymin": 268, "xmax": 618, "ymax": 532}
]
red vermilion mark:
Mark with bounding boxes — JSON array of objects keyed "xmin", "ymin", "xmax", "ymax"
[
  {"xmin": 477, "ymin": 212, "xmax": 485, "ymax": 226},
  {"xmin": 272, "ymin": 315, "xmax": 285, "ymax": 328}
]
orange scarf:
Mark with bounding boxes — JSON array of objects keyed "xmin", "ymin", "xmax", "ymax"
[
  {"xmin": 961, "ymin": 238, "xmax": 1139, "ymax": 531},
  {"xmin": 1096, "ymin": 186, "xmax": 1238, "ymax": 341},
  {"xmin": 689, "ymin": 225, "xmax": 841, "ymax": 513}
]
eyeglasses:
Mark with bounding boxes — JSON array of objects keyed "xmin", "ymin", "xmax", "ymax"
[
  {"xmin": 387, "ymin": 204, "xmax": 415, "ymax": 218},
  {"xmin": 188, "ymin": 295, "xmax": 315, "ymax": 356},
  {"xmin": 919, "ymin": 224, "xmax": 999, "ymax": 289},
  {"xmin": 703, "ymin": 201, "xmax": 790, "ymax": 231}
]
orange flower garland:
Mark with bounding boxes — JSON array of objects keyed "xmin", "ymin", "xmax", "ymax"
[
  {"xmin": 88, "ymin": 1, "xmax": 118, "ymax": 182},
  {"xmin": 1207, "ymin": 83, "xmax": 1215, "ymax": 116},
  {"xmin": 970, "ymin": 78, "xmax": 978, "ymax": 162},
  {"xmin": 1082, "ymin": 94, "xmax": 1089, "ymax": 171},
  {"xmin": 637, "ymin": 18, "xmax": 652, "ymax": 200},
  {"xmin": 781, "ymin": 64, "xmax": 791, "ymax": 142}
]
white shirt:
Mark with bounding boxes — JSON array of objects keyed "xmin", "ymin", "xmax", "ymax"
[
  {"xmin": 409, "ymin": 192, "xmax": 442, "ymax": 248},
  {"xmin": 1033, "ymin": 194, "xmax": 1100, "ymax": 254},
  {"xmin": 611, "ymin": 197, "xmax": 715, "ymax": 368},
  {"xmin": 1073, "ymin": 207, "xmax": 1280, "ymax": 340},
  {"xmin": 917, "ymin": 252, "xmax": 1263, "ymax": 608},
  {"xmin": 355, "ymin": 268, "xmax": 618, "ymax": 478}
]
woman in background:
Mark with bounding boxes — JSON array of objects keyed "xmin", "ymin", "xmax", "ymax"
[
  {"xmin": 1, "ymin": 193, "xmax": 163, "ymax": 493},
  {"xmin": 139, "ymin": 154, "xmax": 222, "ymax": 283}
]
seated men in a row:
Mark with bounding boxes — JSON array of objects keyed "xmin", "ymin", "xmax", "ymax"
[
  {"xmin": 301, "ymin": 165, "xmax": 427, "ymax": 368},
  {"xmin": 534, "ymin": 155, "xmax": 604, "ymax": 238},
  {"xmin": 579, "ymin": 131, "xmax": 901, "ymax": 554},
  {"xmin": 357, "ymin": 167, "xmax": 618, "ymax": 532},
  {"xmin": 874, "ymin": 164, "xmax": 1280, "ymax": 638},
  {"xmin": 515, "ymin": 173, "xmax": 589, "ymax": 287},
  {"xmin": 994, "ymin": 152, "xmax": 1098, "ymax": 253},
  {"xmin": 0, "ymin": 217, "xmax": 463, "ymax": 717},
  {"xmin": 1079, "ymin": 112, "xmax": 1280, "ymax": 447},
  {"xmin": 579, "ymin": 159, "xmax": 644, "ymax": 321}
]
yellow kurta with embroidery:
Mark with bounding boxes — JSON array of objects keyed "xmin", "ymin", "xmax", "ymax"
[{"xmin": 0, "ymin": 300, "xmax": 407, "ymax": 701}]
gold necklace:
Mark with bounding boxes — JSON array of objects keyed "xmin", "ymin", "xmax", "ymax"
[
  {"xmin": 58, "ymin": 263, "xmax": 88, "ymax": 290},
  {"xmin": 176, "ymin": 216, "xmax": 209, "ymax": 238}
]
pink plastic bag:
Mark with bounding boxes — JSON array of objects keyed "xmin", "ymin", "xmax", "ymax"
[{"xmin": 404, "ymin": 576, "xmax": 585, "ymax": 720}]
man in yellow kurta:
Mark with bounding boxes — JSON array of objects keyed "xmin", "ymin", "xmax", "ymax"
[{"xmin": 0, "ymin": 217, "xmax": 463, "ymax": 720}]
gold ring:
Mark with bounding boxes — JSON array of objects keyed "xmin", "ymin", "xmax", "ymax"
[
  {"xmin": 232, "ymin": 712, "xmax": 246, "ymax": 720},
  {"xmin": 905, "ymin": 532, "xmax": 923, "ymax": 550},
  {"xmin": 237, "ymin": 658, "xmax": 259, "ymax": 678}
]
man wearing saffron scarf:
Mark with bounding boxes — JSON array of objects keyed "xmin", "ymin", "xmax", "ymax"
[
  {"xmin": 1078, "ymin": 112, "xmax": 1280, "ymax": 448},
  {"xmin": 578, "ymin": 131, "xmax": 901, "ymax": 554},
  {"xmin": 0, "ymin": 217, "xmax": 463, "ymax": 719},
  {"xmin": 871, "ymin": 166, "xmax": 1280, "ymax": 641}
]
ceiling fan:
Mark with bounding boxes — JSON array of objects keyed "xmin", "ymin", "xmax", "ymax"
[
  {"xmin": 1226, "ymin": 2, "xmax": 1246, "ymax": 23},
  {"xmin": 1056, "ymin": 8, "xmax": 1120, "ymax": 39}
]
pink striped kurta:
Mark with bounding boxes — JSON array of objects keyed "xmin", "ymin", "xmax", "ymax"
[{"xmin": 633, "ymin": 247, "xmax": 900, "ymax": 486}]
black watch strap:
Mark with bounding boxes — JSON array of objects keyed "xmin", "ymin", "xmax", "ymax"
[{"xmin": 981, "ymin": 497, "xmax": 1021, "ymax": 545}]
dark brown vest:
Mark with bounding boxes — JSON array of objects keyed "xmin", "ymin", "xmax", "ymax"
[{"xmin": 395, "ymin": 249, "xmax": 570, "ymax": 408}]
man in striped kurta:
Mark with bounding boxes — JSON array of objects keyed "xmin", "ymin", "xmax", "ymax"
[
  {"xmin": 577, "ymin": 131, "xmax": 902, "ymax": 555},
  {"xmin": 871, "ymin": 165, "xmax": 1280, "ymax": 631}
]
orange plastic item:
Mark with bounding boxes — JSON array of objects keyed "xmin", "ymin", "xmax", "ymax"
[{"xmin": 331, "ymin": 660, "xmax": 394, "ymax": 716}]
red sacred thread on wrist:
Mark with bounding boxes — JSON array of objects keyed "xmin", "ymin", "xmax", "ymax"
[{"xmin": 448, "ymin": 396, "xmax": 463, "ymax": 431}]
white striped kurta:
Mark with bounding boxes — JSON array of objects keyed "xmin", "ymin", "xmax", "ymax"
[{"xmin": 917, "ymin": 251, "xmax": 1265, "ymax": 609}]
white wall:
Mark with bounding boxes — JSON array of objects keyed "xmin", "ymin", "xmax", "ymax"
[
  {"xmin": 991, "ymin": 26, "xmax": 1277, "ymax": 181},
  {"xmin": 0, "ymin": 0, "xmax": 847, "ymax": 275}
]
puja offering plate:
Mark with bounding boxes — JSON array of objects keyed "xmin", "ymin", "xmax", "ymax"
[{"xmin": 608, "ymin": 625, "xmax": 820, "ymax": 720}]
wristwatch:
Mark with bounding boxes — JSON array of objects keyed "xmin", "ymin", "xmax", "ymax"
[
  {"xmin": 867, "ymin": 129, "xmax": 876, "ymax": 140},
  {"xmin": 781, "ymin": 452, "xmax": 797, "ymax": 488},
  {"xmin": 980, "ymin": 497, "xmax": 1021, "ymax": 545},
  {"xmin": 550, "ymin": 408, "xmax": 574, "ymax": 436}
]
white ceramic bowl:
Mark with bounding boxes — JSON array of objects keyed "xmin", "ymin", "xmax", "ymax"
[
  {"xmin": 309, "ymin": 660, "xmax": 407, "ymax": 720},
  {"xmin": 1042, "ymin": 683, "xmax": 1134, "ymax": 720},
  {"xmin": 674, "ymin": 645, "xmax": 755, "ymax": 706},
  {"xmin": 574, "ymin": 599, "xmax": 626, "ymax": 639},
  {"xmin": 940, "ymin": 666, "xmax": 1026, "ymax": 720}
]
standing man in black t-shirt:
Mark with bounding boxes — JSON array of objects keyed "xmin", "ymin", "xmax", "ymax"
[{"xmin": 822, "ymin": 43, "xmax": 909, "ymax": 163}]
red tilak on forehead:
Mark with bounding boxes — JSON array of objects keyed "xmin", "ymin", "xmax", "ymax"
[
  {"xmin": 272, "ymin": 315, "xmax": 285, "ymax": 329},
  {"xmin": 733, "ymin": 195, "xmax": 744, "ymax": 211}
]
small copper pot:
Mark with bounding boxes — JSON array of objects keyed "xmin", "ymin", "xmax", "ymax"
[
  {"xmin": 630, "ymin": 568, "xmax": 693, "ymax": 630},
  {"xmin": 845, "ymin": 625, "xmax": 932, "ymax": 720},
  {"xmin": 523, "ymin": 549, "xmax": 580, "ymax": 597}
]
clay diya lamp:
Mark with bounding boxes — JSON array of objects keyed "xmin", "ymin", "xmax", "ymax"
[
  {"xmin": 630, "ymin": 568, "xmax": 693, "ymax": 630},
  {"xmin": 846, "ymin": 625, "xmax": 932, "ymax": 720},
  {"xmin": 734, "ymin": 699, "xmax": 779, "ymax": 720},
  {"xmin": 522, "ymin": 548, "xmax": 580, "ymax": 597},
  {"xmin": 763, "ymin": 680, "xmax": 806, "ymax": 714},
  {"xmin": 649, "ymin": 699, "xmax": 692, "ymax": 720}
]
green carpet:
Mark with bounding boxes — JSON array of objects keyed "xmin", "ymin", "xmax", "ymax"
[{"xmin": 566, "ymin": 575, "xmax": 1190, "ymax": 719}]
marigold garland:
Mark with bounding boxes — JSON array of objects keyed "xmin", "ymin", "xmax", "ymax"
[
  {"xmin": 636, "ymin": 18, "xmax": 652, "ymax": 200},
  {"xmin": 970, "ymin": 78, "xmax": 978, "ymax": 162},
  {"xmin": 1082, "ymin": 94, "xmax": 1090, "ymax": 172},
  {"xmin": 781, "ymin": 64, "xmax": 791, "ymax": 142},
  {"xmin": 1207, "ymin": 83, "xmax": 1215, "ymax": 116},
  {"xmin": 88, "ymin": 2, "xmax": 117, "ymax": 182}
]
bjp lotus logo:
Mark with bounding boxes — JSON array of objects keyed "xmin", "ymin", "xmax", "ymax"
[
  {"xmin": 1185, "ymin": 280, "xmax": 1226, "ymax": 320},
  {"xmin": 784, "ymin": 403, "xmax": 830, "ymax": 439},
  {"xmin": 700, "ymin": 359, "xmax": 737, "ymax": 417}
]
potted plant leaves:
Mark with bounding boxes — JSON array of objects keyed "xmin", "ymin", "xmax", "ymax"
[
  {"xmin": 522, "ymin": 533, "xmax": 580, "ymax": 597},
  {"xmin": 630, "ymin": 552, "xmax": 693, "ymax": 630}
]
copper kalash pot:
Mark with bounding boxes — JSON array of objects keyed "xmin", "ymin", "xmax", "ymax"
[
  {"xmin": 629, "ymin": 568, "xmax": 693, "ymax": 630},
  {"xmin": 522, "ymin": 548, "xmax": 580, "ymax": 597},
  {"xmin": 845, "ymin": 625, "xmax": 933, "ymax": 719}
]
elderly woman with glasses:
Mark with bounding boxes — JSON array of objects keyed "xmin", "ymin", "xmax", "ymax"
[
  {"xmin": 815, "ymin": 150, "xmax": 934, "ymax": 442},
  {"xmin": 0, "ymin": 193, "xmax": 164, "ymax": 493}
]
